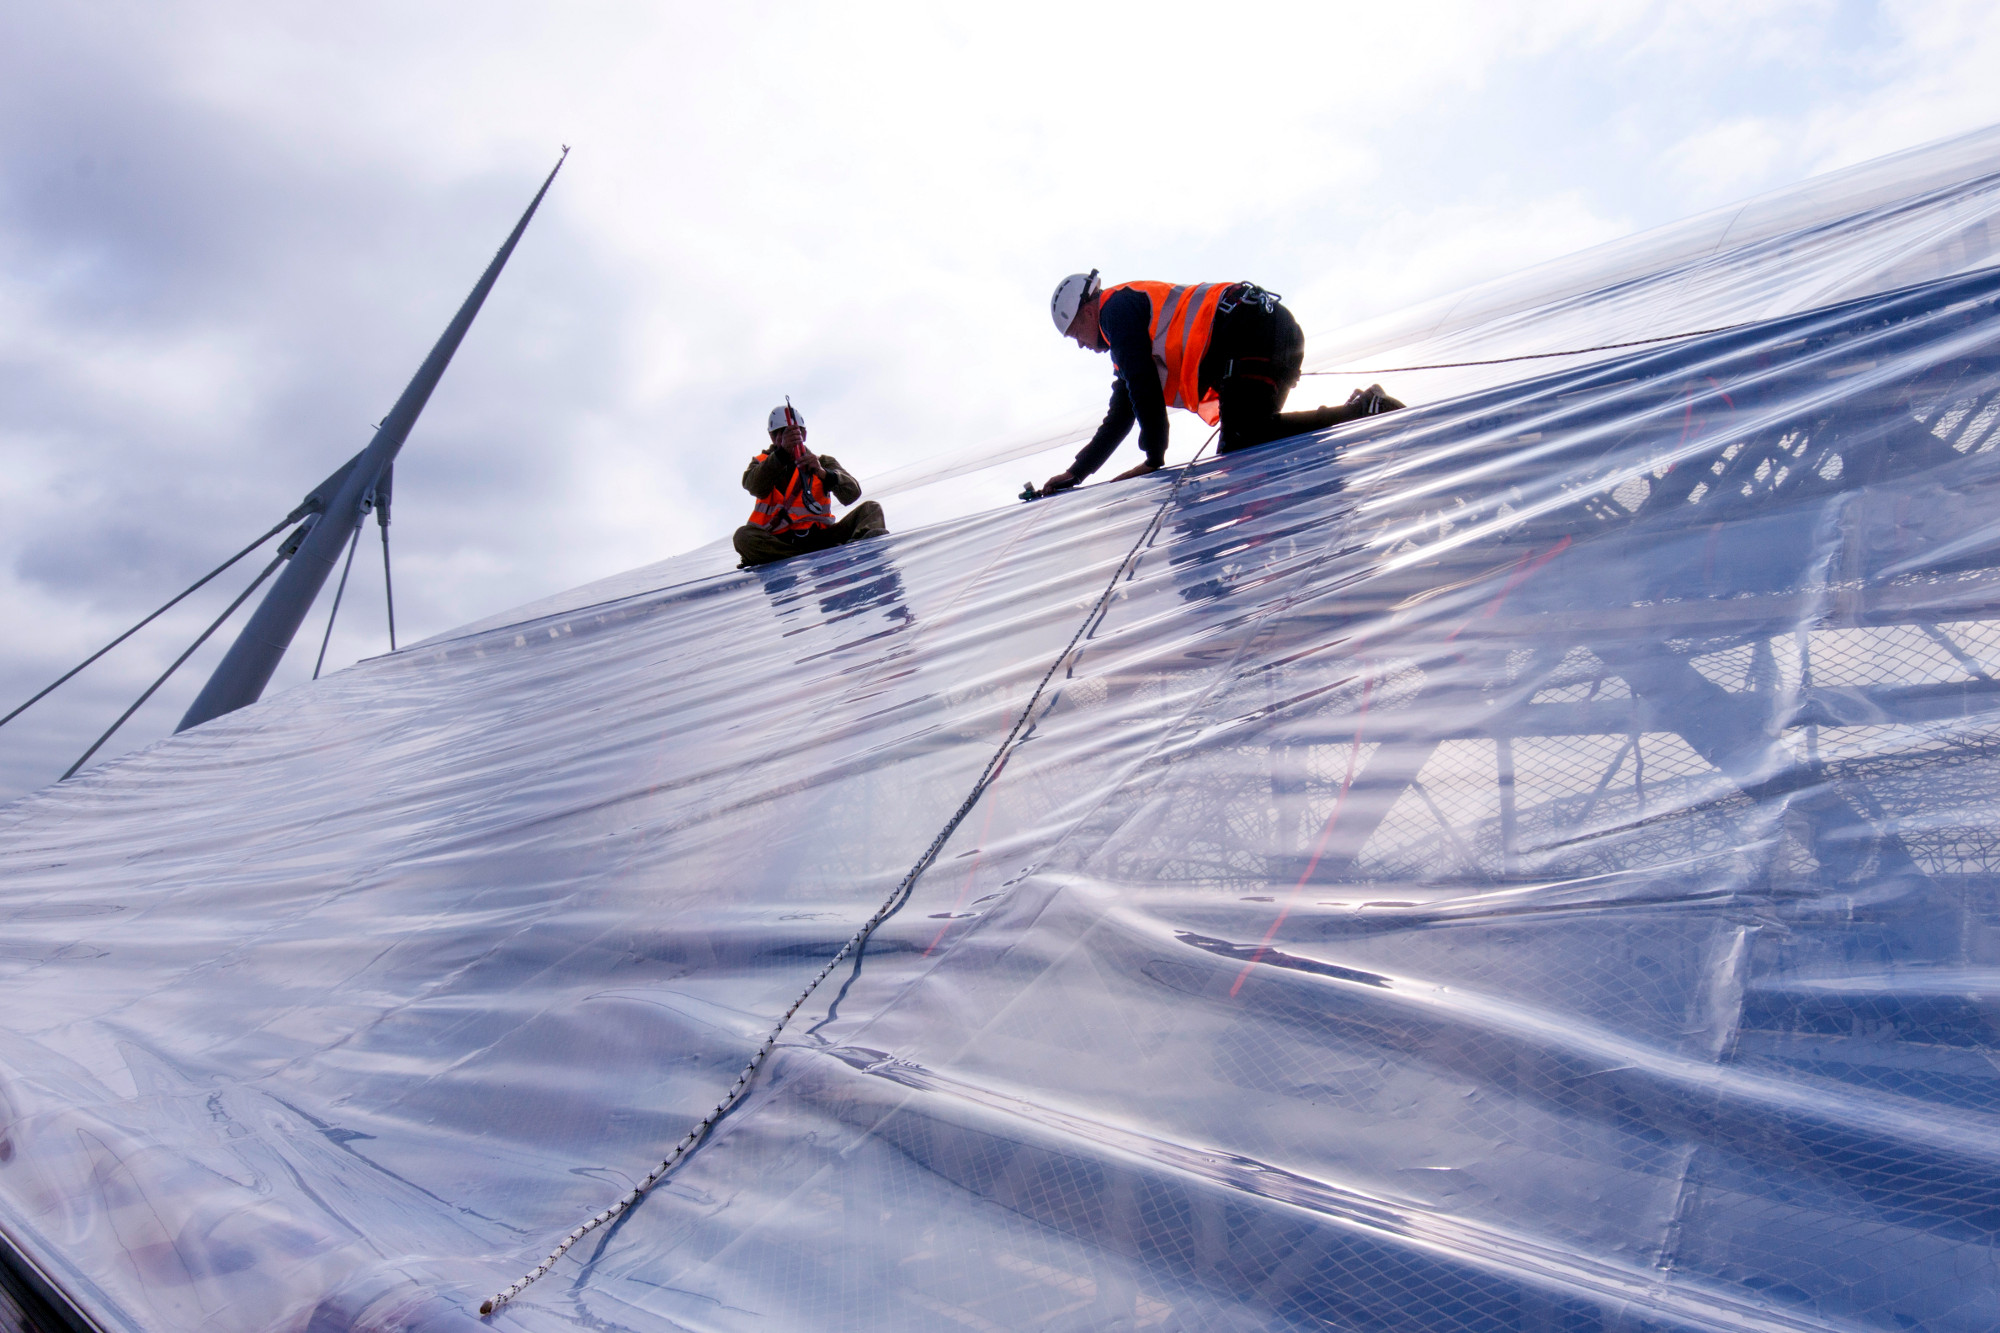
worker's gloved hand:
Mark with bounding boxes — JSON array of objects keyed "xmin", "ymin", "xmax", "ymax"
[
  {"xmin": 776, "ymin": 425, "xmax": 822, "ymax": 475},
  {"xmin": 1110, "ymin": 459, "xmax": 1163, "ymax": 482},
  {"xmin": 784, "ymin": 439, "xmax": 824, "ymax": 479},
  {"xmin": 1041, "ymin": 470, "xmax": 1079, "ymax": 495}
]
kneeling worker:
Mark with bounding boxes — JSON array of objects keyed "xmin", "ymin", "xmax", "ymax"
[
  {"xmin": 734, "ymin": 404, "xmax": 888, "ymax": 567},
  {"xmin": 1041, "ymin": 272, "xmax": 1405, "ymax": 495}
]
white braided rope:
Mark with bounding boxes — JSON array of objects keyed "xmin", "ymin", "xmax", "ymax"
[{"xmin": 479, "ymin": 449, "xmax": 1207, "ymax": 1317}]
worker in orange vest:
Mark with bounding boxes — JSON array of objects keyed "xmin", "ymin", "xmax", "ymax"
[
  {"xmin": 1040, "ymin": 272, "xmax": 1404, "ymax": 494},
  {"xmin": 733, "ymin": 404, "xmax": 888, "ymax": 567}
]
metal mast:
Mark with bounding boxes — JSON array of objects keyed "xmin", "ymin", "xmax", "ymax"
[{"xmin": 177, "ymin": 150, "xmax": 566, "ymax": 733}]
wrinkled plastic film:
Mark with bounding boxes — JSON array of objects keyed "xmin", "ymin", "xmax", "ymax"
[
  {"xmin": 862, "ymin": 124, "xmax": 2000, "ymax": 501},
  {"xmin": 4, "ymin": 130, "xmax": 2000, "ymax": 1332}
]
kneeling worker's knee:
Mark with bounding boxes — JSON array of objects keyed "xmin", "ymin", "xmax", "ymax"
[
  {"xmin": 850, "ymin": 501, "xmax": 888, "ymax": 539},
  {"xmin": 733, "ymin": 525, "xmax": 788, "ymax": 567}
]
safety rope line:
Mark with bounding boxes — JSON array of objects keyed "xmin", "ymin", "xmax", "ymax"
[
  {"xmin": 1300, "ymin": 318, "xmax": 1763, "ymax": 376},
  {"xmin": 0, "ymin": 515, "xmax": 294, "ymax": 734},
  {"xmin": 477, "ymin": 441, "xmax": 1215, "ymax": 1319},
  {"xmin": 312, "ymin": 523, "xmax": 365, "ymax": 680},
  {"xmin": 60, "ymin": 551, "xmax": 287, "ymax": 782}
]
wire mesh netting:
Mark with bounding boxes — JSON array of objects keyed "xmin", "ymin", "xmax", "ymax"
[{"xmin": 8, "ymin": 127, "xmax": 2000, "ymax": 1332}]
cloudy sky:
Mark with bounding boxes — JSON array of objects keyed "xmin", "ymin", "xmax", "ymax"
[{"xmin": 1, "ymin": 0, "xmax": 1997, "ymax": 799}]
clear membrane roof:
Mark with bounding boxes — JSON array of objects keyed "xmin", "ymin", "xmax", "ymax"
[{"xmin": 5, "ymin": 125, "xmax": 2000, "ymax": 1332}]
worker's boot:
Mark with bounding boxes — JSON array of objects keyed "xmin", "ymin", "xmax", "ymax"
[{"xmin": 1345, "ymin": 384, "xmax": 1406, "ymax": 417}]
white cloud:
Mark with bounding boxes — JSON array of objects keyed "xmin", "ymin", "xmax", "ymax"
[{"xmin": 1661, "ymin": 118, "xmax": 1791, "ymax": 206}]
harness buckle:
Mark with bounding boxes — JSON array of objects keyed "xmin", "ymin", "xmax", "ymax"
[{"xmin": 1218, "ymin": 282, "xmax": 1282, "ymax": 315}]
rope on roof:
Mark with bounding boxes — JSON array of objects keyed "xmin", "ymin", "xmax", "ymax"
[
  {"xmin": 478, "ymin": 435, "xmax": 1219, "ymax": 1319},
  {"xmin": 1300, "ymin": 318, "xmax": 1763, "ymax": 376}
]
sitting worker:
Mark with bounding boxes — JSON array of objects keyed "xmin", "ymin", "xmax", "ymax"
[
  {"xmin": 1040, "ymin": 271, "xmax": 1405, "ymax": 495},
  {"xmin": 733, "ymin": 404, "xmax": 888, "ymax": 567}
]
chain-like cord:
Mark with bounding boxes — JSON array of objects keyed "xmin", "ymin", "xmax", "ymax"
[{"xmin": 477, "ymin": 443, "xmax": 1213, "ymax": 1318}]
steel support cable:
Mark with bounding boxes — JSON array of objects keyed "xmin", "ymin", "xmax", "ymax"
[
  {"xmin": 380, "ymin": 519, "xmax": 397, "ymax": 653},
  {"xmin": 477, "ymin": 440, "xmax": 1217, "ymax": 1318},
  {"xmin": 60, "ymin": 552, "xmax": 287, "ymax": 782},
  {"xmin": 1299, "ymin": 319, "xmax": 1763, "ymax": 377},
  {"xmin": 312, "ymin": 522, "xmax": 365, "ymax": 680},
  {"xmin": 0, "ymin": 515, "xmax": 294, "ymax": 734}
]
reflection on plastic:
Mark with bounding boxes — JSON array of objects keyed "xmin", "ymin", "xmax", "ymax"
[{"xmin": 6, "ymin": 131, "xmax": 2000, "ymax": 1331}]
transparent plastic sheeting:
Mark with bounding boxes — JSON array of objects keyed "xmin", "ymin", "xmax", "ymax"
[
  {"xmin": 7, "ymin": 163, "xmax": 2000, "ymax": 1333},
  {"xmin": 858, "ymin": 122, "xmax": 2000, "ymax": 502}
]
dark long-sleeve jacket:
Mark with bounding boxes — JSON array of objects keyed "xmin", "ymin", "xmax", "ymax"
[
  {"xmin": 741, "ymin": 450, "xmax": 862, "ymax": 507},
  {"xmin": 1067, "ymin": 287, "xmax": 1169, "ymax": 480}
]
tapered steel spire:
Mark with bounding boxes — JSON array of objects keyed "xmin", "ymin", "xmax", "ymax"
[{"xmin": 177, "ymin": 150, "xmax": 566, "ymax": 733}]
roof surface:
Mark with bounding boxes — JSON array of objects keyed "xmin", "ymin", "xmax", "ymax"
[{"xmin": 5, "ymin": 127, "xmax": 2000, "ymax": 1333}]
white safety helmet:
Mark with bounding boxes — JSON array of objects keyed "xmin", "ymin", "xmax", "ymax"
[
  {"xmin": 766, "ymin": 404, "xmax": 806, "ymax": 434},
  {"xmin": 1050, "ymin": 270, "xmax": 1101, "ymax": 334}
]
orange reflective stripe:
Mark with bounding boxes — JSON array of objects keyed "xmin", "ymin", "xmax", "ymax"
[
  {"xmin": 1104, "ymin": 280, "xmax": 1229, "ymax": 426},
  {"xmin": 746, "ymin": 453, "xmax": 834, "ymax": 535}
]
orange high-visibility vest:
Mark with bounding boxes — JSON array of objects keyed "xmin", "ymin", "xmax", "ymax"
[
  {"xmin": 747, "ymin": 454, "xmax": 834, "ymax": 535},
  {"xmin": 1101, "ymin": 281, "xmax": 1230, "ymax": 426}
]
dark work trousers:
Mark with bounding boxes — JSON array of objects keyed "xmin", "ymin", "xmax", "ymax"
[
  {"xmin": 1208, "ymin": 299, "xmax": 1351, "ymax": 455},
  {"xmin": 734, "ymin": 501, "xmax": 889, "ymax": 567}
]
